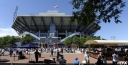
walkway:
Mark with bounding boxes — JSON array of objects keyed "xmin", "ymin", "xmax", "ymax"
[{"xmin": 0, "ymin": 53, "xmax": 114, "ymax": 63}]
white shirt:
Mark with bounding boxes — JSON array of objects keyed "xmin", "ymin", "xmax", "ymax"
[
  {"xmin": 112, "ymin": 54, "xmax": 118, "ymax": 62},
  {"xmin": 82, "ymin": 60, "xmax": 86, "ymax": 65},
  {"xmin": 82, "ymin": 49, "xmax": 84, "ymax": 51},
  {"xmin": 2, "ymin": 49, "xmax": 4, "ymax": 52},
  {"xmin": 84, "ymin": 53, "xmax": 89, "ymax": 60}
]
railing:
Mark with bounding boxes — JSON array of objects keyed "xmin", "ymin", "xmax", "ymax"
[
  {"xmin": 60, "ymin": 32, "xmax": 80, "ymax": 43},
  {"xmin": 23, "ymin": 32, "xmax": 40, "ymax": 40}
]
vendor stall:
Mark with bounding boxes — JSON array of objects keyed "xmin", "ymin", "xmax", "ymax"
[{"xmin": 84, "ymin": 40, "xmax": 128, "ymax": 60}]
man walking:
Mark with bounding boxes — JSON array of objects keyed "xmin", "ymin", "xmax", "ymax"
[
  {"xmin": 34, "ymin": 49, "xmax": 39, "ymax": 63},
  {"xmin": 112, "ymin": 51, "xmax": 118, "ymax": 65}
]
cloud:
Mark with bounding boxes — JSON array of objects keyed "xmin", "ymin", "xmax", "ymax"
[{"xmin": 0, "ymin": 28, "xmax": 18, "ymax": 37}]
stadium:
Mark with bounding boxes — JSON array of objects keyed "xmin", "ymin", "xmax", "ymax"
[{"xmin": 12, "ymin": 10, "xmax": 101, "ymax": 47}]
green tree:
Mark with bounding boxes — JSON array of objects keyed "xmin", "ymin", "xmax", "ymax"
[
  {"xmin": 0, "ymin": 37, "xmax": 3, "ymax": 47},
  {"xmin": 101, "ymin": 38, "xmax": 106, "ymax": 40},
  {"xmin": 79, "ymin": 36, "xmax": 86, "ymax": 46},
  {"xmin": 7, "ymin": 36, "xmax": 20, "ymax": 46},
  {"xmin": 0, "ymin": 36, "xmax": 21, "ymax": 47},
  {"xmin": 64, "ymin": 37, "xmax": 72, "ymax": 46},
  {"xmin": 71, "ymin": 0, "xmax": 126, "ymax": 25},
  {"xmin": 72, "ymin": 36, "xmax": 80, "ymax": 46},
  {"xmin": 1, "ymin": 36, "xmax": 10, "ymax": 45},
  {"xmin": 21, "ymin": 35, "xmax": 34, "ymax": 44},
  {"xmin": 85, "ymin": 36, "xmax": 92, "ymax": 41},
  {"xmin": 92, "ymin": 36, "xmax": 101, "ymax": 40}
]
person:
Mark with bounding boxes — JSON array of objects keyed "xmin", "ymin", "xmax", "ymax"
[
  {"xmin": 74, "ymin": 58, "xmax": 79, "ymax": 65},
  {"xmin": 95, "ymin": 52, "xmax": 103, "ymax": 65},
  {"xmin": 38, "ymin": 50, "xmax": 41, "ymax": 57},
  {"xmin": 34, "ymin": 49, "xmax": 39, "ymax": 63},
  {"xmin": 59, "ymin": 57, "xmax": 66, "ymax": 64},
  {"xmin": 50, "ymin": 48, "xmax": 54, "ymax": 57},
  {"xmin": 16, "ymin": 50, "xmax": 19, "ymax": 55},
  {"xmin": 1, "ymin": 48, "xmax": 4, "ymax": 56},
  {"xmin": 112, "ymin": 51, "xmax": 118, "ymax": 65},
  {"xmin": 57, "ymin": 50, "xmax": 60, "ymax": 60},
  {"xmin": 51, "ymin": 58, "xmax": 56, "ymax": 63},
  {"xmin": 9, "ymin": 49, "xmax": 13, "ymax": 57},
  {"xmin": 84, "ymin": 51, "xmax": 89, "ymax": 63},
  {"xmin": 102, "ymin": 55, "xmax": 107, "ymax": 65},
  {"xmin": 82, "ymin": 58, "xmax": 87, "ymax": 65}
]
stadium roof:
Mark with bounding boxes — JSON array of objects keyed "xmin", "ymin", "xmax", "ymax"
[{"xmin": 12, "ymin": 10, "xmax": 100, "ymax": 35}]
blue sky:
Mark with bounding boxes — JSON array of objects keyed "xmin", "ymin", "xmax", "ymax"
[{"xmin": 0, "ymin": 0, "xmax": 128, "ymax": 40}]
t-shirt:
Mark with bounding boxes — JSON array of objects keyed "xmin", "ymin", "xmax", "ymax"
[
  {"xmin": 34, "ymin": 51, "xmax": 39, "ymax": 57},
  {"xmin": 74, "ymin": 60, "xmax": 79, "ymax": 64},
  {"xmin": 59, "ymin": 59, "xmax": 65, "ymax": 64},
  {"xmin": 84, "ymin": 53, "xmax": 89, "ymax": 60},
  {"xmin": 112, "ymin": 54, "xmax": 118, "ymax": 62}
]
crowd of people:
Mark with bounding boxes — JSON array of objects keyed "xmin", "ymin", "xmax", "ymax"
[{"xmin": 0, "ymin": 47, "xmax": 127, "ymax": 65}]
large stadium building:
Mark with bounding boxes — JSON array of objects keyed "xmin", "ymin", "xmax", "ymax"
[{"xmin": 12, "ymin": 10, "xmax": 101, "ymax": 46}]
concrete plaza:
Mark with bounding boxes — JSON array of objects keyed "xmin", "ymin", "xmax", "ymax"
[{"xmin": 0, "ymin": 53, "xmax": 114, "ymax": 63}]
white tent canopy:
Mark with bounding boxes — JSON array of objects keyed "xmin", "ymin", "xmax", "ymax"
[{"xmin": 85, "ymin": 40, "xmax": 128, "ymax": 46}]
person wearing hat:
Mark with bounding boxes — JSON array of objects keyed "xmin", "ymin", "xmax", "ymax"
[{"xmin": 74, "ymin": 58, "xmax": 79, "ymax": 65}]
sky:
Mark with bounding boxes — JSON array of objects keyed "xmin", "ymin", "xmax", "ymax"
[{"xmin": 0, "ymin": 0, "xmax": 128, "ymax": 40}]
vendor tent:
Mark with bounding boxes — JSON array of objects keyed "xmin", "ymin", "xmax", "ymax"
[
  {"xmin": 19, "ymin": 44, "xmax": 39, "ymax": 48},
  {"xmin": 84, "ymin": 40, "xmax": 128, "ymax": 46}
]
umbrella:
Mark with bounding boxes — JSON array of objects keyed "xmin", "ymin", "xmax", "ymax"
[{"xmin": 19, "ymin": 44, "xmax": 39, "ymax": 48}]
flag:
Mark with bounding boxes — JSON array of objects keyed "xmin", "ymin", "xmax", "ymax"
[{"xmin": 54, "ymin": 5, "xmax": 58, "ymax": 8}]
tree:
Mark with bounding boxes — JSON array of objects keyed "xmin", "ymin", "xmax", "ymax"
[
  {"xmin": 20, "ymin": 35, "xmax": 34, "ymax": 44},
  {"xmin": 0, "ymin": 38, "xmax": 3, "ymax": 47},
  {"xmin": 79, "ymin": 36, "xmax": 86, "ymax": 46},
  {"xmin": 71, "ymin": 0, "xmax": 126, "ymax": 25},
  {"xmin": 7, "ymin": 36, "xmax": 20, "ymax": 46},
  {"xmin": 92, "ymin": 36, "xmax": 101, "ymax": 40},
  {"xmin": 1, "ymin": 36, "xmax": 10, "ymax": 46},
  {"xmin": 0, "ymin": 36, "xmax": 21, "ymax": 47},
  {"xmin": 72, "ymin": 36, "xmax": 80, "ymax": 46},
  {"xmin": 64, "ymin": 37, "xmax": 72, "ymax": 46},
  {"xmin": 101, "ymin": 38, "xmax": 106, "ymax": 40},
  {"xmin": 85, "ymin": 36, "xmax": 92, "ymax": 41}
]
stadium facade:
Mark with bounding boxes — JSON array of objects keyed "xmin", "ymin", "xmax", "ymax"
[{"xmin": 12, "ymin": 10, "xmax": 100, "ymax": 46}]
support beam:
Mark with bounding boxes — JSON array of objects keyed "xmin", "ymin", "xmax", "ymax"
[
  {"xmin": 14, "ymin": 24, "xmax": 25, "ymax": 32},
  {"xmin": 12, "ymin": 26, "xmax": 19, "ymax": 33},
  {"xmin": 13, "ymin": 26, "xmax": 23, "ymax": 34},
  {"xmin": 41, "ymin": 17, "xmax": 47, "ymax": 32},
  {"xmin": 60, "ymin": 17, "xmax": 64, "ymax": 31},
  {"xmin": 89, "ymin": 25, "xmax": 101, "ymax": 35},
  {"xmin": 81, "ymin": 24, "xmax": 90, "ymax": 32},
  {"xmin": 82, "ymin": 22, "xmax": 93, "ymax": 33},
  {"xmin": 88, "ymin": 24, "xmax": 97, "ymax": 35},
  {"xmin": 76, "ymin": 23, "xmax": 82, "ymax": 31},
  {"xmin": 16, "ymin": 19, "xmax": 30, "ymax": 30},
  {"xmin": 15, "ymin": 21, "xmax": 28, "ymax": 31},
  {"xmin": 21, "ymin": 17, "xmax": 31, "ymax": 31},
  {"xmin": 69, "ymin": 22, "xmax": 72, "ymax": 32},
  {"xmin": 90, "ymin": 29, "xmax": 97, "ymax": 36},
  {"xmin": 51, "ymin": 16, "xmax": 54, "ymax": 23},
  {"xmin": 31, "ymin": 17, "xmax": 39, "ymax": 32},
  {"xmin": 39, "ymin": 19, "xmax": 43, "ymax": 32},
  {"xmin": 84, "ymin": 23, "xmax": 95, "ymax": 34}
]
